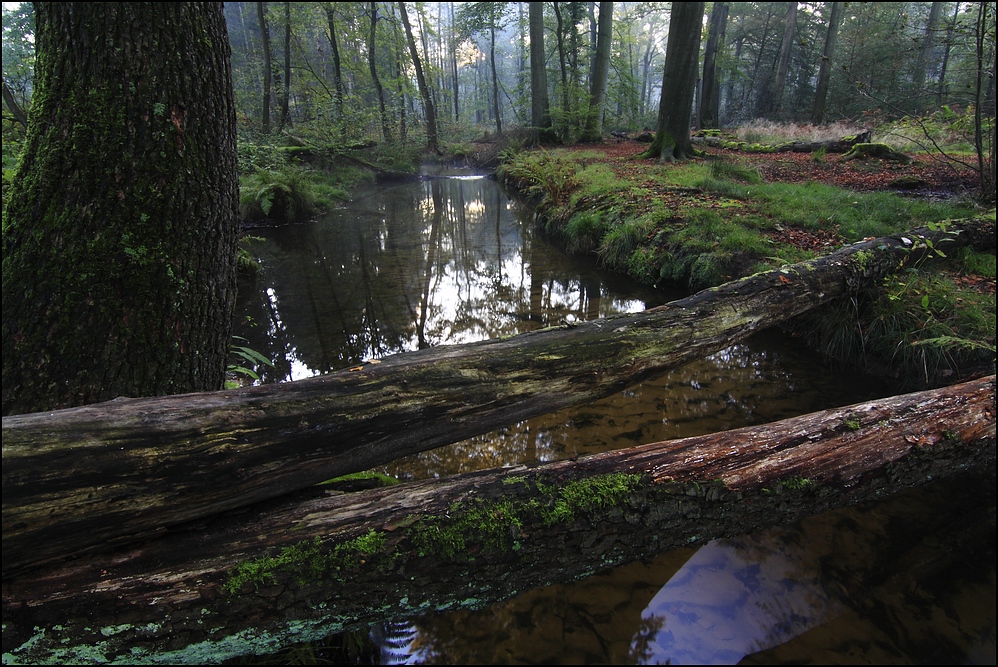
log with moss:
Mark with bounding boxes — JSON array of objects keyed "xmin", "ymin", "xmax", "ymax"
[
  {"xmin": 692, "ymin": 129, "xmax": 872, "ymax": 153},
  {"xmin": 841, "ymin": 142, "xmax": 913, "ymax": 163},
  {"xmin": 2, "ymin": 217, "xmax": 994, "ymax": 579},
  {"xmin": 2, "ymin": 375, "xmax": 993, "ymax": 664}
]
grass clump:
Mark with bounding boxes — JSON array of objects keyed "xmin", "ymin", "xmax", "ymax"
[{"xmin": 239, "ymin": 165, "xmax": 348, "ymax": 223}]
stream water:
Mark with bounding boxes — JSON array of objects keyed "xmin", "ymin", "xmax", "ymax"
[{"xmin": 231, "ymin": 169, "xmax": 994, "ymax": 664}]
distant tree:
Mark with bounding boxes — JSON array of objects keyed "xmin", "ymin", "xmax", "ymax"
[
  {"xmin": 912, "ymin": 1, "xmax": 944, "ymax": 113},
  {"xmin": 367, "ymin": 1, "xmax": 392, "ymax": 142},
  {"xmin": 528, "ymin": 1, "xmax": 556, "ymax": 144},
  {"xmin": 398, "ymin": 1, "xmax": 440, "ymax": 154},
  {"xmin": 456, "ymin": 1, "xmax": 511, "ymax": 137},
  {"xmin": 758, "ymin": 1, "xmax": 797, "ymax": 116},
  {"xmin": 641, "ymin": 1, "xmax": 704, "ymax": 162},
  {"xmin": 257, "ymin": 1, "xmax": 272, "ymax": 133},
  {"xmin": 699, "ymin": 1, "xmax": 728, "ymax": 129},
  {"xmin": 277, "ymin": 1, "xmax": 291, "ymax": 132},
  {"xmin": 2, "ymin": 2, "xmax": 239, "ymax": 416},
  {"xmin": 324, "ymin": 3, "xmax": 345, "ymax": 122},
  {"xmin": 811, "ymin": 1, "xmax": 842, "ymax": 124}
]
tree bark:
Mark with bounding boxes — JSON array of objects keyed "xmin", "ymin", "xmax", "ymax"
[
  {"xmin": 913, "ymin": 1, "xmax": 943, "ymax": 114},
  {"xmin": 3, "ymin": 216, "xmax": 993, "ymax": 578},
  {"xmin": 398, "ymin": 1, "xmax": 440, "ymax": 154},
  {"xmin": 1, "ymin": 3, "xmax": 239, "ymax": 417},
  {"xmin": 811, "ymin": 1, "xmax": 843, "ymax": 125},
  {"xmin": 529, "ymin": 1, "xmax": 556, "ymax": 144},
  {"xmin": 3, "ymin": 375, "xmax": 993, "ymax": 664},
  {"xmin": 580, "ymin": 1, "xmax": 612, "ymax": 142},
  {"xmin": 641, "ymin": 2, "xmax": 704, "ymax": 162}
]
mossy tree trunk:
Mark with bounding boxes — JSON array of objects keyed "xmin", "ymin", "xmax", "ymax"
[
  {"xmin": 1, "ymin": 2, "xmax": 239, "ymax": 417},
  {"xmin": 699, "ymin": 1, "xmax": 728, "ymax": 129},
  {"xmin": 641, "ymin": 2, "xmax": 704, "ymax": 162}
]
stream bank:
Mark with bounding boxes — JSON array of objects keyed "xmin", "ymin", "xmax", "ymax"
[{"xmin": 494, "ymin": 143, "xmax": 995, "ymax": 389}]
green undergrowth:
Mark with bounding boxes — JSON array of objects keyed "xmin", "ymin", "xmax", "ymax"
[
  {"xmin": 497, "ymin": 147, "xmax": 992, "ymax": 387},
  {"xmin": 222, "ymin": 472, "xmax": 644, "ymax": 594},
  {"xmin": 795, "ymin": 243, "xmax": 996, "ymax": 388}
]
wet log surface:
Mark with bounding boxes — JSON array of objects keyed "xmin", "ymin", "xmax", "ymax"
[
  {"xmin": 2, "ymin": 375, "xmax": 994, "ymax": 664},
  {"xmin": 2, "ymin": 216, "xmax": 994, "ymax": 578}
]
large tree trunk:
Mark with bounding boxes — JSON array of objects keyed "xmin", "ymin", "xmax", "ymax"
[
  {"xmin": 398, "ymin": 1, "xmax": 440, "ymax": 154},
  {"xmin": 580, "ymin": 1, "xmax": 612, "ymax": 142},
  {"xmin": 641, "ymin": 2, "xmax": 704, "ymax": 162},
  {"xmin": 3, "ymin": 217, "xmax": 993, "ymax": 579},
  {"xmin": 529, "ymin": 1, "xmax": 555, "ymax": 144},
  {"xmin": 3, "ymin": 375, "xmax": 993, "ymax": 664},
  {"xmin": 811, "ymin": 1, "xmax": 843, "ymax": 125},
  {"xmin": 1, "ymin": 3, "xmax": 238, "ymax": 417}
]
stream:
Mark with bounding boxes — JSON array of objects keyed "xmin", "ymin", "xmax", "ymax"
[{"xmin": 231, "ymin": 168, "xmax": 994, "ymax": 664}]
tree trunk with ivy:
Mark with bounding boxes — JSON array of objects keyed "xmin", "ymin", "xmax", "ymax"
[
  {"xmin": 2, "ymin": 375, "xmax": 993, "ymax": 664},
  {"xmin": 1, "ymin": 2, "xmax": 239, "ymax": 417}
]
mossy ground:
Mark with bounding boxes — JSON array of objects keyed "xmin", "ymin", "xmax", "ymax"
[{"xmin": 497, "ymin": 142, "xmax": 994, "ymax": 389}]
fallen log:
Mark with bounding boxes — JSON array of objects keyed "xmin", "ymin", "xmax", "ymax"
[
  {"xmin": 3, "ymin": 219, "xmax": 995, "ymax": 578},
  {"xmin": 692, "ymin": 129, "xmax": 872, "ymax": 153},
  {"xmin": 2, "ymin": 216, "xmax": 993, "ymax": 578},
  {"xmin": 2, "ymin": 376, "xmax": 994, "ymax": 664}
]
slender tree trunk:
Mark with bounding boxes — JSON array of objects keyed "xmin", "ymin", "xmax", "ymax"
[
  {"xmin": 765, "ymin": 1, "xmax": 797, "ymax": 117},
  {"xmin": 490, "ymin": 23, "xmax": 502, "ymax": 136},
  {"xmin": 811, "ymin": 1, "xmax": 842, "ymax": 124},
  {"xmin": 935, "ymin": 2, "xmax": 961, "ymax": 107},
  {"xmin": 1, "ymin": 2, "xmax": 239, "ymax": 416},
  {"xmin": 580, "ymin": 1, "xmax": 612, "ymax": 142},
  {"xmin": 398, "ymin": 1, "xmax": 440, "ymax": 153},
  {"xmin": 913, "ymin": 1, "xmax": 943, "ymax": 113},
  {"xmin": 277, "ymin": 1, "xmax": 291, "ymax": 132},
  {"xmin": 325, "ymin": 4, "xmax": 345, "ymax": 122},
  {"xmin": 699, "ymin": 1, "xmax": 728, "ymax": 129},
  {"xmin": 553, "ymin": 1, "xmax": 570, "ymax": 139},
  {"xmin": 641, "ymin": 1, "xmax": 704, "ymax": 162},
  {"xmin": 1, "ymin": 80, "xmax": 27, "ymax": 126},
  {"xmin": 368, "ymin": 1, "xmax": 391, "ymax": 142},
  {"xmin": 529, "ymin": 1, "xmax": 555, "ymax": 144},
  {"xmin": 257, "ymin": 1, "xmax": 272, "ymax": 133},
  {"xmin": 450, "ymin": 1, "xmax": 460, "ymax": 122}
]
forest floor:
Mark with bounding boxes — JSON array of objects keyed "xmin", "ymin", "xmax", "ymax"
[
  {"xmin": 534, "ymin": 138, "xmax": 993, "ymax": 293},
  {"xmin": 491, "ymin": 137, "xmax": 995, "ymax": 388}
]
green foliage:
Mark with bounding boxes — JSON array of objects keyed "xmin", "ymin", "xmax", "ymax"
[
  {"xmin": 222, "ymin": 530, "xmax": 388, "ymax": 594},
  {"xmin": 239, "ymin": 164, "xmax": 347, "ymax": 223},
  {"xmin": 496, "ymin": 150, "xmax": 580, "ymax": 212},
  {"xmin": 227, "ymin": 336, "xmax": 274, "ymax": 383}
]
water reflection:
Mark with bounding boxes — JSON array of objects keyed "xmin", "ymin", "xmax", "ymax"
[
  {"xmin": 234, "ymin": 173, "xmax": 658, "ymax": 382},
  {"xmin": 364, "ymin": 471, "xmax": 993, "ymax": 665}
]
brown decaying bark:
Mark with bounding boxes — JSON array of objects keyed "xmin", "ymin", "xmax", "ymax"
[
  {"xmin": 3, "ymin": 376, "xmax": 993, "ymax": 663},
  {"xmin": 3, "ymin": 216, "xmax": 993, "ymax": 580}
]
